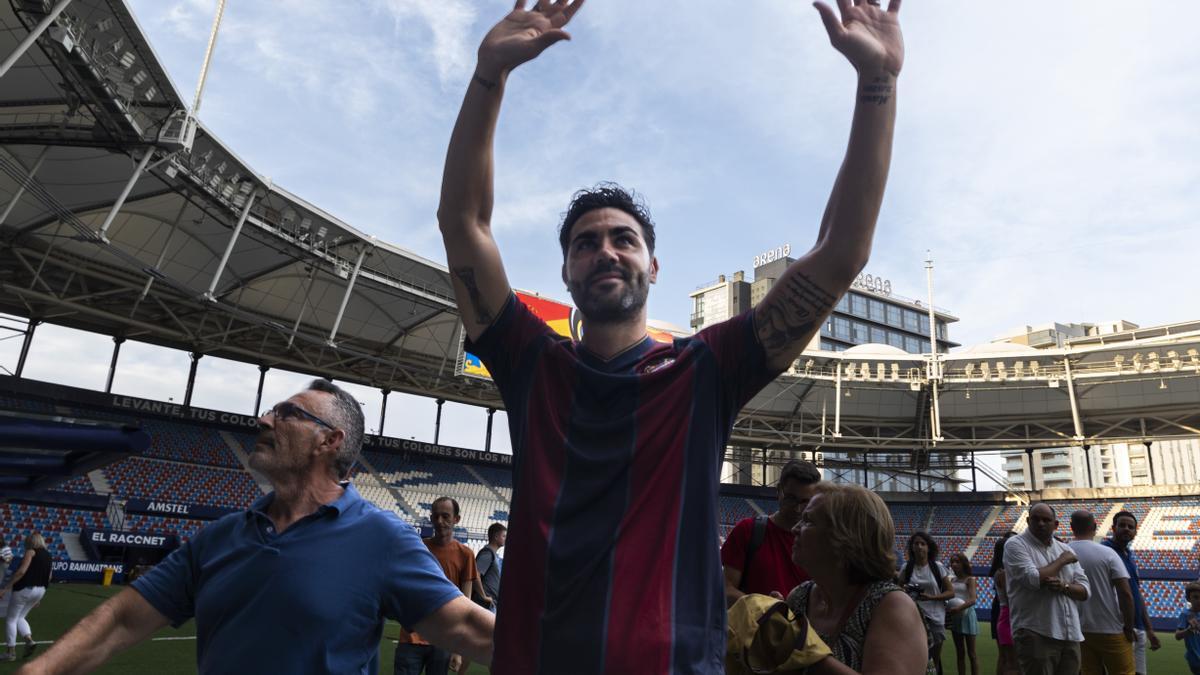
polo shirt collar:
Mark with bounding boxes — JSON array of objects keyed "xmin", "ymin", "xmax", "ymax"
[{"xmin": 247, "ymin": 482, "xmax": 360, "ymax": 520}]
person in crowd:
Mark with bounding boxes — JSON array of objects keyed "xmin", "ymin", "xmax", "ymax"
[
  {"xmin": 0, "ymin": 533, "xmax": 51, "ymax": 662},
  {"xmin": 474, "ymin": 523, "xmax": 505, "ymax": 613},
  {"xmin": 722, "ymin": 459, "xmax": 821, "ymax": 605},
  {"xmin": 989, "ymin": 532, "xmax": 1019, "ymax": 675},
  {"xmin": 900, "ymin": 531, "xmax": 954, "ymax": 674},
  {"xmin": 786, "ymin": 483, "xmax": 927, "ymax": 674},
  {"xmin": 435, "ymin": 0, "xmax": 904, "ymax": 671},
  {"xmin": 946, "ymin": 553, "xmax": 979, "ymax": 675},
  {"xmin": 1174, "ymin": 580, "xmax": 1200, "ymax": 675},
  {"xmin": 23, "ymin": 380, "xmax": 493, "ymax": 674},
  {"xmin": 395, "ymin": 496, "xmax": 481, "ymax": 675},
  {"xmin": 1068, "ymin": 510, "xmax": 1135, "ymax": 675},
  {"xmin": 1004, "ymin": 502, "xmax": 1090, "ymax": 675},
  {"xmin": 1104, "ymin": 510, "xmax": 1161, "ymax": 675}
]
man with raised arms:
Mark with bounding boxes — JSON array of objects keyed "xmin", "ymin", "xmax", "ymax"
[{"xmin": 438, "ymin": 0, "xmax": 904, "ymax": 672}]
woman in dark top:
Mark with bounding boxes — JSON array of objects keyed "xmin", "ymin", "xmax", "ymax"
[
  {"xmin": 786, "ymin": 483, "xmax": 927, "ymax": 674},
  {"xmin": 1, "ymin": 533, "xmax": 52, "ymax": 661}
]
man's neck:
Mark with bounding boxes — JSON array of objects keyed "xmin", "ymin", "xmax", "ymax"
[
  {"xmin": 488, "ymin": 542, "xmax": 501, "ymax": 552},
  {"xmin": 769, "ymin": 511, "xmax": 795, "ymax": 531},
  {"xmin": 579, "ymin": 314, "xmax": 648, "ymax": 361},
  {"xmin": 266, "ymin": 473, "xmax": 344, "ymax": 533},
  {"xmin": 430, "ymin": 532, "xmax": 456, "ymax": 546}
]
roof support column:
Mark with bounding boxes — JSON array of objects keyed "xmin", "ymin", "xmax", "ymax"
[
  {"xmin": 203, "ymin": 191, "xmax": 257, "ymax": 300},
  {"xmin": 327, "ymin": 245, "xmax": 369, "ymax": 346},
  {"xmin": 434, "ymin": 399, "xmax": 445, "ymax": 445},
  {"xmin": 98, "ymin": 150, "xmax": 155, "ymax": 241},
  {"xmin": 1143, "ymin": 440, "xmax": 1156, "ymax": 485},
  {"xmin": 183, "ymin": 352, "xmax": 202, "ymax": 407},
  {"xmin": 971, "ymin": 451, "xmax": 978, "ymax": 492},
  {"xmin": 105, "ymin": 336, "xmax": 125, "ymax": 393},
  {"xmin": 861, "ymin": 452, "xmax": 869, "ymax": 487},
  {"xmin": 833, "ymin": 362, "xmax": 843, "ymax": 437},
  {"xmin": 379, "ymin": 389, "xmax": 390, "ymax": 437},
  {"xmin": 0, "ymin": 146, "xmax": 51, "ymax": 225},
  {"xmin": 0, "ymin": 0, "xmax": 75, "ymax": 80},
  {"xmin": 14, "ymin": 318, "xmax": 39, "ymax": 378},
  {"xmin": 253, "ymin": 364, "xmax": 268, "ymax": 416},
  {"xmin": 484, "ymin": 407, "xmax": 495, "ymax": 453},
  {"xmin": 1062, "ymin": 355, "xmax": 1085, "ymax": 441}
]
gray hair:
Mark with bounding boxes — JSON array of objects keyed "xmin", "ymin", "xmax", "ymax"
[{"xmin": 307, "ymin": 379, "xmax": 364, "ymax": 479}]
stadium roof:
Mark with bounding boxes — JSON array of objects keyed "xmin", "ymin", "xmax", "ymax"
[
  {"xmin": 1, "ymin": 1, "xmax": 1198, "ymax": 463},
  {"xmin": 0, "ymin": 0, "xmax": 494, "ymax": 407}
]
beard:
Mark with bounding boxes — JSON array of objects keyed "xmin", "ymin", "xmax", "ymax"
[{"xmin": 568, "ymin": 264, "xmax": 650, "ymax": 324}]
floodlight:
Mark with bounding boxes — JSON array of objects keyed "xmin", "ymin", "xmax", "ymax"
[
  {"xmin": 96, "ymin": 18, "xmax": 114, "ymax": 32},
  {"xmin": 890, "ymin": 363, "xmax": 899, "ymax": 381},
  {"xmin": 119, "ymin": 51, "xmax": 135, "ymax": 69},
  {"xmin": 1168, "ymin": 351, "xmax": 1182, "ymax": 370}
]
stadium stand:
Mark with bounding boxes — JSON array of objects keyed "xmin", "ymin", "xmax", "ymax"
[
  {"xmin": 1, "ymin": 502, "xmax": 105, "ymax": 559},
  {"xmin": 104, "ymin": 457, "xmax": 261, "ymax": 509}
]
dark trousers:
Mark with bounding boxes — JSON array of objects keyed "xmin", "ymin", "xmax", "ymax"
[{"xmin": 393, "ymin": 643, "xmax": 451, "ymax": 675}]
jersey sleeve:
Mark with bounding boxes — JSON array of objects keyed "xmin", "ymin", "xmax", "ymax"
[
  {"xmin": 463, "ymin": 293, "xmax": 556, "ymax": 390},
  {"xmin": 131, "ymin": 540, "xmax": 198, "ymax": 627},
  {"xmin": 379, "ymin": 518, "xmax": 466, "ymax": 628},
  {"xmin": 694, "ymin": 310, "xmax": 781, "ymax": 413},
  {"xmin": 1107, "ymin": 549, "xmax": 1131, "ymax": 581},
  {"xmin": 719, "ymin": 518, "xmax": 754, "ymax": 572}
]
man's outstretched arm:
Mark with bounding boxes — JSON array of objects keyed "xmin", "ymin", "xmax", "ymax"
[
  {"xmin": 755, "ymin": 0, "xmax": 903, "ymax": 372},
  {"xmin": 439, "ymin": 0, "xmax": 585, "ymax": 342},
  {"xmin": 18, "ymin": 588, "xmax": 169, "ymax": 674}
]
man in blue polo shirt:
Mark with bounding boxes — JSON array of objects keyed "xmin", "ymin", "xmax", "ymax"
[
  {"xmin": 24, "ymin": 380, "xmax": 494, "ymax": 674},
  {"xmin": 1104, "ymin": 510, "xmax": 1162, "ymax": 675}
]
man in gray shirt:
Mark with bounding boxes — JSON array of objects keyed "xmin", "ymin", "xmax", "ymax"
[{"xmin": 476, "ymin": 523, "xmax": 506, "ymax": 612}]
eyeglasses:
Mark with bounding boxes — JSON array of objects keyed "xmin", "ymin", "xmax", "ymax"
[{"xmin": 262, "ymin": 401, "xmax": 336, "ymax": 431}]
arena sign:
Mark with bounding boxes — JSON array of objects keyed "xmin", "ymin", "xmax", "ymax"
[
  {"xmin": 83, "ymin": 529, "xmax": 178, "ymax": 549},
  {"xmin": 51, "ymin": 560, "xmax": 125, "ymax": 583},
  {"xmin": 369, "ymin": 436, "xmax": 513, "ymax": 467},
  {"xmin": 108, "ymin": 395, "xmax": 260, "ymax": 429},
  {"xmin": 124, "ymin": 499, "xmax": 238, "ymax": 520}
]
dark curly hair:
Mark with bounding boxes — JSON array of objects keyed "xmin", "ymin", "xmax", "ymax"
[{"xmin": 558, "ymin": 182, "xmax": 656, "ymax": 257}]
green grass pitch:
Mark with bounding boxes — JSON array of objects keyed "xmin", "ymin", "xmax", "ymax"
[{"xmin": 0, "ymin": 584, "xmax": 1188, "ymax": 674}]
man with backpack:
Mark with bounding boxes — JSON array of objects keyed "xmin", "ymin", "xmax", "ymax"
[
  {"xmin": 720, "ymin": 460, "xmax": 821, "ymax": 605},
  {"xmin": 475, "ymin": 523, "xmax": 506, "ymax": 612}
]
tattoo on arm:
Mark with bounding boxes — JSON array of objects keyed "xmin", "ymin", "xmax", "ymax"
[
  {"xmin": 757, "ymin": 271, "xmax": 837, "ymax": 354},
  {"xmin": 473, "ymin": 73, "xmax": 497, "ymax": 90},
  {"xmin": 860, "ymin": 76, "xmax": 894, "ymax": 106},
  {"xmin": 453, "ymin": 267, "xmax": 494, "ymax": 325}
]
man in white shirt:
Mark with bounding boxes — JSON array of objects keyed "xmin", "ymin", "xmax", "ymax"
[
  {"xmin": 1069, "ymin": 510, "xmax": 1136, "ymax": 675},
  {"xmin": 1005, "ymin": 502, "xmax": 1091, "ymax": 675}
]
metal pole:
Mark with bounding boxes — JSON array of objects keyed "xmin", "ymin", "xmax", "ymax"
[
  {"xmin": 379, "ymin": 389, "xmax": 390, "ymax": 437},
  {"xmin": 183, "ymin": 352, "xmax": 202, "ymax": 407},
  {"xmin": 203, "ymin": 192, "xmax": 256, "ymax": 300},
  {"xmin": 253, "ymin": 365, "xmax": 268, "ymax": 415},
  {"xmin": 14, "ymin": 319, "xmax": 39, "ymax": 378},
  {"xmin": 1025, "ymin": 448, "xmax": 1037, "ymax": 491},
  {"xmin": 971, "ymin": 451, "xmax": 978, "ymax": 492},
  {"xmin": 1144, "ymin": 441, "xmax": 1156, "ymax": 485},
  {"xmin": 1082, "ymin": 445, "xmax": 1093, "ymax": 488},
  {"xmin": 0, "ymin": 146, "xmax": 51, "ymax": 225},
  {"xmin": 434, "ymin": 399, "xmax": 445, "ymax": 444},
  {"xmin": 862, "ymin": 453, "xmax": 869, "ymax": 488},
  {"xmin": 104, "ymin": 336, "xmax": 125, "ymax": 393},
  {"xmin": 98, "ymin": 150, "xmax": 155, "ymax": 240},
  {"xmin": 0, "ymin": 0, "xmax": 75, "ymax": 80},
  {"xmin": 924, "ymin": 252, "xmax": 943, "ymax": 441},
  {"xmin": 327, "ymin": 245, "xmax": 370, "ymax": 345},
  {"xmin": 190, "ymin": 0, "xmax": 227, "ymax": 117},
  {"xmin": 833, "ymin": 362, "xmax": 843, "ymax": 437},
  {"xmin": 484, "ymin": 408, "xmax": 495, "ymax": 452},
  {"xmin": 1063, "ymin": 356, "xmax": 1085, "ymax": 441}
]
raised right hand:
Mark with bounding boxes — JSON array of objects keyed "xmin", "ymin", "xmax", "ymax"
[{"xmin": 477, "ymin": 0, "xmax": 586, "ymax": 79}]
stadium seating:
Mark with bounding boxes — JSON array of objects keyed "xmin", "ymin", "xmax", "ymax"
[
  {"xmin": 121, "ymin": 513, "xmax": 207, "ymax": 542},
  {"xmin": 105, "ymin": 457, "xmax": 261, "ymax": 509},
  {"xmin": 1, "ymin": 503, "xmax": 105, "ymax": 559},
  {"xmin": 889, "ymin": 504, "xmax": 931, "ymax": 534},
  {"xmin": 929, "ymin": 504, "xmax": 992, "ymax": 535},
  {"xmin": 138, "ymin": 420, "xmax": 243, "ymax": 468}
]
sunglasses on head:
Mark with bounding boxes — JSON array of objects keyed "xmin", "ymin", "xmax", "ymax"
[{"xmin": 263, "ymin": 401, "xmax": 336, "ymax": 431}]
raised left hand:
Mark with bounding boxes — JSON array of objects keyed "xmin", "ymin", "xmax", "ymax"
[{"xmin": 814, "ymin": 0, "xmax": 904, "ymax": 76}]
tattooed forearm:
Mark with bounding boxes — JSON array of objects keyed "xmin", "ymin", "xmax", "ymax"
[
  {"xmin": 860, "ymin": 75, "xmax": 895, "ymax": 106},
  {"xmin": 453, "ymin": 266, "xmax": 494, "ymax": 325},
  {"xmin": 756, "ymin": 271, "xmax": 838, "ymax": 354}
]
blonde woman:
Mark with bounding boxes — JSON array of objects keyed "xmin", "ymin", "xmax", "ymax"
[
  {"xmin": 0, "ymin": 533, "xmax": 52, "ymax": 661},
  {"xmin": 787, "ymin": 483, "xmax": 928, "ymax": 674}
]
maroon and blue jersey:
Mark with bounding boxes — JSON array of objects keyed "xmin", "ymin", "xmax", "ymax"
[{"xmin": 467, "ymin": 293, "xmax": 780, "ymax": 674}]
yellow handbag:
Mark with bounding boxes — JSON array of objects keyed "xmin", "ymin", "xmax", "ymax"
[{"xmin": 726, "ymin": 594, "xmax": 832, "ymax": 674}]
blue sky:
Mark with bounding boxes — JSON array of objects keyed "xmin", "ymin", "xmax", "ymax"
[{"xmin": 4, "ymin": 0, "xmax": 1199, "ymax": 457}]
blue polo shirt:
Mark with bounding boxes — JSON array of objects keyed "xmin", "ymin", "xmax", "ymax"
[
  {"xmin": 1103, "ymin": 538, "xmax": 1146, "ymax": 630},
  {"xmin": 132, "ymin": 484, "xmax": 461, "ymax": 674}
]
